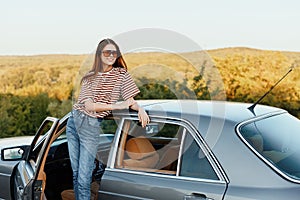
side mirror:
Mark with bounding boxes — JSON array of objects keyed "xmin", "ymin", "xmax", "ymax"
[{"xmin": 1, "ymin": 146, "xmax": 26, "ymax": 161}]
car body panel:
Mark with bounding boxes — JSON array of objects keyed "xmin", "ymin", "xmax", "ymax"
[
  {"xmin": 100, "ymin": 169, "xmax": 227, "ymax": 200},
  {"xmin": 0, "ymin": 160, "xmax": 19, "ymax": 199}
]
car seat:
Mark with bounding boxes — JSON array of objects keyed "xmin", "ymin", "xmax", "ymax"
[
  {"xmin": 247, "ymin": 134, "xmax": 264, "ymax": 153},
  {"xmin": 123, "ymin": 136, "xmax": 159, "ymax": 168},
  {"xmin": 61, "ymin": 181, "xmax": 99, "ymax": 200}
]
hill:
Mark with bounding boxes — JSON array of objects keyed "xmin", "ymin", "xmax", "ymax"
[{"xmin": 0, "ymin": 47, "xmax": 299, "ymax": 113}]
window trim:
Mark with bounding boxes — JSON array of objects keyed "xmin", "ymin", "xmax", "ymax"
[
  {"xmin": 176, "ymin": 128, "xmax": 186, "ymax": 176},
  {"xmin": 107, "ymin": 117, "xmax": 126, "ymax": 169},
  {"xmin": 107, "ymin": 114, "xmax": 228, "ymax": 183}
]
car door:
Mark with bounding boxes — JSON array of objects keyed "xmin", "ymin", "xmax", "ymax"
[
  {"xmin": 1, "ymin": 117, "xmax": 59, "ymax": 200},
  {"xmin": 0, "ymin": 142, "xmax": 31, "ymax": 200},
  {"xmin": 99, "ymin": 117, "xmax": 228, "ymax": 200}
]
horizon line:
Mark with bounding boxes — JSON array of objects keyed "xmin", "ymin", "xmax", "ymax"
[{"xmin": 0, "ymin": 46, "xmax": 300, "ymax": 56}]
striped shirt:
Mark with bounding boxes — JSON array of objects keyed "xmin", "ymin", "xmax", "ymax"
[{"xmin": 73, "ymin": 67, "xmax": 140, "ymax": 118}]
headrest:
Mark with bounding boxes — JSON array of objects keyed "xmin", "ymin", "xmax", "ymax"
[{"xmin": 125, "ymin": 137, "xmax": 156, "ymax": 160}]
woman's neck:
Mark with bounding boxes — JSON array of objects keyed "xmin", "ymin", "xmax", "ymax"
[{"xmin": 102, "ymin": 65, "xmax": 112, "ymax": 72}]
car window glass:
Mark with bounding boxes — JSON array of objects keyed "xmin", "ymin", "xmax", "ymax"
[
  {"xmin": 115, "ymin": 119, "xmax": 182, "ymax": 175},
  {"xmin": 100, "ymin": 118, "xmax": 119, "ymax": 136},
  {"xmin": 240, "ymin": 113, "xmax": 300, "ymax": 181},
  {"xmin": 97, "ymin": 118, "xmax": 119, "ymax": 166},
  {"xmin": 46, "ymin": 117, "xmax": 118, "ymax": 167},
  {"xmin": 31, "ymin": 121, "xmax": 54, "ymax": 162},
  {"xmin": 180, "ymin": 132, "xmax": 219, "ymax": 180}
]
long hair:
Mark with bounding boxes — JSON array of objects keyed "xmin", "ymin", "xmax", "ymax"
[{"xmin": 81, "ymin": 38, "xmax": 127, "ymax": 83}]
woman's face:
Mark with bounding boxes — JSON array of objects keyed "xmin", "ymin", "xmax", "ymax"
[{"xmin": 101, "ymin": 44, "xmax": 118, "ymax": 67}]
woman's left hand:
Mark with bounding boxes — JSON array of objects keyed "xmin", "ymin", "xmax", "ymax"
[
  {"xmin": 85, "ymin": 100, "xmax": 95, "ymax": 112},
  {"xmin": 138, "ymin": 107, "xmax": 150, "ymax": 128}
]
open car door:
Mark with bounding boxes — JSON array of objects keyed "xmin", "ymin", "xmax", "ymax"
[{"xmin": 12, "ymin": 117, "xmax": 59, "ymax": 200}]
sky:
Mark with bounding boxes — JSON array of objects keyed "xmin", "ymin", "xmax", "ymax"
[{"xmin": 1, "ymin": 0, "xmax": 300, "ymax": 55}]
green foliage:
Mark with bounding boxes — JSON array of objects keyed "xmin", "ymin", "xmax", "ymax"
[
  {"xmin": 191, "ymin": 74, "xmax": 211, "ymax": 100},
  {"xmin": 0, "ymin": 48, "xmax": 299, "ymax": 138},
  {"xmin": 47, "ymin": 99, "xmax": 72, "ymax": 118},
  {"xmin": 100, "ymin": 119, "xmax": 118, "ymax": 135},
  {"xmin": 135, "ymin": 77, "xmax": 195, "ymax": 100},
  {"xmin": 0, "ymin": 93, "xmax": 49, "ymax": 137},
  {"xmin": 0, "ymin": 93, "xmax": 72, "ymax": 138}
]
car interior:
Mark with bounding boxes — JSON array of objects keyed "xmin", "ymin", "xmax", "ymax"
[
  {"xmin": 42, "ymin": 118, "xmax": 116, "ymax": 200},
  {"xmin": 115, "ymin": 119, "xmax": 184, "ymax": 175},
  {"xmin": 242, "ymin": 123, "xmax": 294, "ymax": 163},
  {"xmin": 43, "ymin": 133, "xmax": 73, "ymax": 200}
]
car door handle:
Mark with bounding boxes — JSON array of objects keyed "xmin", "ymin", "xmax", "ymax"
[{"xmin": 184, "ymin": 193, "xmax": 214, "ymax": 200}]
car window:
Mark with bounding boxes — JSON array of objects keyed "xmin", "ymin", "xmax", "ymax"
[
  {"xmin": 47, "ymin": 117, "xmax": 118, "ymax": 166},
  {"xmin": 239, "ymin": 113, "xmax": 300, "ymax": 181},
  {"xmin": 114, "ymin": 119, "xmax": 179, "ymax": 174},
  {"xmin": 114, "ymin": 118, "xmax": 219, "ymax": 180},
  {"xmin": 31, "ymin": 121, "xmax": 55, "ymax": 162},
  {"xmin": 180, "ymin": 132, "xmax": 219, "ymax": 180},
  {"xmin": 50, "ymin": 117, "xmax": 118, "ymax": 148},
  {"xmin": 97, "ymin": 118, "xmax": 119, "ymax": 165}
]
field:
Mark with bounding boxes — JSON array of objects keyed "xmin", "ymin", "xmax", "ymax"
[{"xmin": 0, "ymin": 47, "xmax": 299, "ymax": 137}]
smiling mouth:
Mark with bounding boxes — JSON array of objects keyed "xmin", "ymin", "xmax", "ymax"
[{"xmin": 107, "ymin": 58, "xmax": 115, "ymax": 62}]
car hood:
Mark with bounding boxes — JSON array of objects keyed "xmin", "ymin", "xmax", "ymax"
[{"xmin": 0, "ymin": 136, "xmax": 33, "ymax": 151}]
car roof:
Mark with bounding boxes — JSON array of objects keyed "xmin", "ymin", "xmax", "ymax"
[{"xmin": 132, "ymin": 99, "xmax": 285, "ymax": 123}]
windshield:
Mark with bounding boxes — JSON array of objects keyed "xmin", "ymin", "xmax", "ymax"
[{"xmin": 240, "ymin": 113, "xmax": 300, "ymax": 181}]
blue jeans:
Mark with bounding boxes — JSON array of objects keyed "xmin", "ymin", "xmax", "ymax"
[{"xmin": 66, "ymin": 109, "xmax": 101, "ymax": 200}]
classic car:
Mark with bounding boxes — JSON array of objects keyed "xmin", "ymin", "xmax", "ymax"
[{"xmin": 1, "ymin": 100, "xmax": 300, "ymax": 200}]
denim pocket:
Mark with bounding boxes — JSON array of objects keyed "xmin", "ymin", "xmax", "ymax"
[
  {"xmin": 72, "ymin": 109, "xmax": 82, "ymax": 119},
  {"xmin": 87, "ymin": 117, "xmax": 101, "ymax": 127},
  {"xmin": 66, "ymin": 115, "xmax": 76, "ymax": 135}
]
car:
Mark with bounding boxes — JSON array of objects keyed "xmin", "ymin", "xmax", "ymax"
[{"xmin": 1, "ymin": 99, "xmax": 300, "ymax": 200}]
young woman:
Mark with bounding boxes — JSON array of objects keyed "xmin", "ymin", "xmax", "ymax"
[{"xmin": 66, "ymin": 38, "xmax": 150, "ymax": 200}]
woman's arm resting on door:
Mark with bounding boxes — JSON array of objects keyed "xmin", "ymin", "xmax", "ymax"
[
  {"xmin": 129, "ymin": 98, "xmax": 150, "ymax": 128},
  {"xmin": 84, "ymin": 98, "xmax": 135, "ymax": 112}
]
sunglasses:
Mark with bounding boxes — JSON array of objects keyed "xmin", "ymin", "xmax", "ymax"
[{"xmin": 102, "ymin": 50, "xmax": 118, "ymax": 58}]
